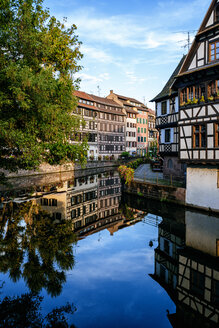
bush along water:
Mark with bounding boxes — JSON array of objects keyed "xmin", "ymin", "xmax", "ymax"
[{"xmin": 118, "ymin": 165, "xmax": 134, "ymax": 186}]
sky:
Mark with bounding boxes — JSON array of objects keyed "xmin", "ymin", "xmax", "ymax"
[{"xmin": 44, "ymin": 0, "xmax": 211, "ymax": 109}]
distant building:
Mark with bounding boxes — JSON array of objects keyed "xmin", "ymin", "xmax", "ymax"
[
  {"xmin": 151, "ymin": 56, "xmax": 186, "ymax": 180},
  {"xmin": 136, "ymin": 107, "xmax": 148, "ymax": 156},
  {"xmin": 74, "ymin": 91, "xmax": 126, "ymax": 160},
  {"xmin": 74, "ymin": 90, "xmax": 99, "ymax": 159},
  {"xmin": 147, "ymin": 108, "xmax": 159, "ymax": 153},
  {"xmin": 107, "ymin": 91, "xmax": 140, "ymax": 155}
]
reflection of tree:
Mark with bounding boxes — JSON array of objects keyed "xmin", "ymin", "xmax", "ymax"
[
  {"xmin": 0, "ymin": 292, "xmax": 76, "ymax": 328},
  {"xmin": 0, "ymin": 201, "xmax": 77, "ymax": 297},
  {"xmin": 119, "ymin": 204, "xmax": 135, "ymax": 221}
]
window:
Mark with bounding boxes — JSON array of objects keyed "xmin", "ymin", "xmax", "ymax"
[
  {"xmin": 143, "ymin": 119, "xmax": 145, "ymax": 124},
  {"xmin": 212, "ymin": 279, "xmax": 219, "ymax": 306},
  {"xmin": 144, "ymin": 128, "xmax": 146, "ymax": 133},
  {"xmin": 74, "ymin": 220, "xmax": 82, "ymax": 229},
  {"xmin": 170, "ymin": 97, "xmax": 175, "ymax": 113},
  {"xmin": 141, "ymin": 128, "xmax": 143, "ymax": 133},
  {"xmin": 138, "ymin": 127, "xmax": 140, "ymax": 133},
  {"xmin": 141, "ymin": 137, "xmax": 143, "ymax": 142},
  {"xmin": 209, "ymin": 41, "xmax": 219, "ymax": 62},
  {"xmin": 138, "ymin": 136, "xmax": 140, "ymax": 142},
  {"xmin": 161, "ymin": 101, "xmax": 167, "ymax": 115},
  {"xmin": 193, "ymin": 125, "xmax": 206, "ymax": 148},
  {"xmin": 144, "ymin": 137, "xmax": 146, "ymax": 142},
  {"xmin": 165, "ymin": 129, "xmax": 171, "ymax": 142},
  {"xmin": 164, "ymin": 239, "xmax": 170, "ymax": 255},
  {"xmin": 191, "ymin": 269, "xmax": 204, "ymax": 297},
  {"xmin": 167, "ymin": 159, "xmax": 173, "ymax": 169},
  {"xmin": 215, "ymin": 123, "xmax": 219, "ymax": 147}
]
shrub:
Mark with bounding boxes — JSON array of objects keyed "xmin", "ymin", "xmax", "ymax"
[{"xmin": 118, "ymin": 165, "xmax": 134, "ymax": 186}]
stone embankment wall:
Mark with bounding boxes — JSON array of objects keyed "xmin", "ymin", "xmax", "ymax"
[
  {"xmin": 125, "ymin": 180, "xmax": 186, "ymax": 205},
  {"xmin": 0, "ymin": 161, "xmax": 119, "ymax": 191}
]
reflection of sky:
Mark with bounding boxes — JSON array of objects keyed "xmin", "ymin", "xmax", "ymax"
[{"xmin": 0, "ymin": 220, "xmax": 175, "ymax": 327}]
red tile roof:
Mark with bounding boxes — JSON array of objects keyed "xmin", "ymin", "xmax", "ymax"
[
  {"xmin": 90, "ymin": 94, "xmax": 122, "ymax": 108},
  {"xmin": 147, "ymin": 108, "xmax": 155, "ymax": 115},
  {"xmin": 74, "ymin": 90, "xmax": 94, "ymax": 101},
  {"xmin": 114, "ymin": 93, "xmax": 144, "ymax": 105}
]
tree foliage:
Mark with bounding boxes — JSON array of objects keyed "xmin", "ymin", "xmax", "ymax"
[{"xmin": 0, "ymin": 0, "xmax": 87, "ymax": 171}]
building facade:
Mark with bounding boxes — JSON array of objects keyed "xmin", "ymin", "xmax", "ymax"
[
  {"xmin": 136, "ymin": 107, "xmax": 148, "ymax": 156},
  {"xmin": 173, "ymin": 0, "xmax": 219, "ymax": 211},
  {"xmin": 74, "ymin": 91, "xmax": 99, "ymax": 159},
  {"xmin": 74, "ymin": 91, "xmax": 126, "ymax": 160},
  {"xmin": 152, "ymin": 56, "xmax": 186, "ymax": 180},
  {"xmin": 147, "ymin": 108, "xmax": 159, "ymax": 154}
]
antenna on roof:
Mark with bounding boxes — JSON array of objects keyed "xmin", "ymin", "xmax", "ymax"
[
  {"xmin": 97, "ymin": 85, "xmax": 101, "ymax": 97},
  {"xmin": 175, "ymin": 30, "xmax": 197, "ymax": 52}
]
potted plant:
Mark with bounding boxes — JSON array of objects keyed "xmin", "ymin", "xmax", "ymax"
[{"xmin": 200, "ymin": 95, "xmax": 205, "ymax": 103}]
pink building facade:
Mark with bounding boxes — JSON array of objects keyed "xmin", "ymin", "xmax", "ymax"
[{"xmin": 136, "ymin": 108, "xmax": 148, "ymax": 156}]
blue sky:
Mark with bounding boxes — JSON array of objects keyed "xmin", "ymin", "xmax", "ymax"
[{"xmin": 44, "ymin": 0, "xmax": 211, "ymax": 108}]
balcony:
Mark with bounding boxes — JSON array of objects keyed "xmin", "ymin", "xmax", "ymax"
[{"xmin": 156, "ymin": 113, "xmax": 179, "ymax": 128}]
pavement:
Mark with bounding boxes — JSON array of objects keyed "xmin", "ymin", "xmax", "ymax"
[{"xmin": 134, "ymin": 164, "xmax": 163, "ymax": 181}]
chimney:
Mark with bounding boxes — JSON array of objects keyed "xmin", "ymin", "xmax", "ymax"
[{"xmin": 110, "ymin": 90, "xmax": 113, "ymax": 94}]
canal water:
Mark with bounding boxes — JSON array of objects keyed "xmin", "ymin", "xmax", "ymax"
[{"xmin": 0, "ymin": 170, "xmax": 218, "ymax": 327}]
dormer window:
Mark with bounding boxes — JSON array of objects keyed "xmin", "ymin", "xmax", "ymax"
[{"xmin": 209, "ymin": 41, "xmax": 219, "ymax": 62}]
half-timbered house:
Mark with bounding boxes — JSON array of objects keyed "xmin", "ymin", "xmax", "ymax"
[
  {"xmin": 151, "ymin": 56, "xmax": 186, "ymax": 180},
  {"xmin": 173, "ymin": 0, "xmax": 219, "ymax": 211},
  {"xmin": 74, "ymin": 90, "xmax": 99, "ymax": 159}
]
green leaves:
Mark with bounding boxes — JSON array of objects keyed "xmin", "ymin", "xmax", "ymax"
[{"xmin": 0, "ymin": 0, "xmax": 86, "ymax": 171}]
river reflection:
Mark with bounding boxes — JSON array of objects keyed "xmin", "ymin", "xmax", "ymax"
[
  {"xmin": 150, "ymin": 208, "xmax": 219, "ymax": 328},
  {"xmin": 0, "ymin": 171, "xmax": 218, "ymax": 327}
]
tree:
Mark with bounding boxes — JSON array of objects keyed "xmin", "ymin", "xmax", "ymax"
[{"xmin": 0, "ymin": 0, "xmax": 87, "ymax": 172}]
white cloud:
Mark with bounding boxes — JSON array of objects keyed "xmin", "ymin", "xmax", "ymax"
[
  {"xmin": 75, "ymin": 72, "xmax": 102, "ymax": 83},
  {"xmin": 81, "ymin": 45, "xmax": 113, "ymax": 63}
]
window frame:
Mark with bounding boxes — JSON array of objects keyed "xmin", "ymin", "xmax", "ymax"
[
  {"xmin": 165, "ymin": 129, "xmax": 171, "ymax": 143},
  {"xmin": 192, "ymin": 124, "xmax": 207, "ymax": 149},
  {"xmin": 161, "ymin": 101, "xmax": 167, "ymax": 115},
  {"xmin": 209, "ymin": 40, "xmax": 219, "ymax": 62}
]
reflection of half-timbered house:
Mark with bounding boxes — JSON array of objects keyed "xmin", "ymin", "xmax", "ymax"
[
  {"xmin": 173, "ymin": 0, "xmax": 219, "ymax": 211},
  {"xmin": 151, "ymin": 216, "xmax": 185, "ymax": 299},
  {"xmin": 98, "ymin": 171, "xmax": 122, "ymax": 220},
  {"xmin": 176, "ymin": 210, "xmax": 219, "ymax": 328},
  {"xmin": 151, "ymin": 56, "xmax": 186, "ymax": 180}
]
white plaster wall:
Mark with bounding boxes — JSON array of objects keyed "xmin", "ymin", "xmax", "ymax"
[
  {"xmin": 206, "ymin": 12, "xmax": 214, "ymax": 27},
  {"xmin": 185, "ymin": 210, "xmax": 219, "ymax": 256},
  {"xmin": 186, "ymin": 166, "xmax": 219, "ymax": 211}
]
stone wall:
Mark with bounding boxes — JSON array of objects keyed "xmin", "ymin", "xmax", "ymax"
[
  {"xmin": 125, "ymin": 180, "xmax": 186, "ymax": 205},
  {"xmin": 163, "ymin": 156, "xmax": 186, "ymax": 181}
]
